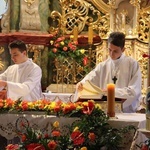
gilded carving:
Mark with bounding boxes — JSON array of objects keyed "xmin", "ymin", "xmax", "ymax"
[
  {"xmin": 27, "ymin": 44, "xmax": 44, "ymax": 64},
  {"xmin": 138, "ymin": 8, "xmax": 150, "ymax": 42},
  {"xmin": 50, "ymin": 0, "xmax": 109, "ymax": 38},
  {"xmin": 0, "ymin": 47, "xmax": 4, "ymax": 71}
]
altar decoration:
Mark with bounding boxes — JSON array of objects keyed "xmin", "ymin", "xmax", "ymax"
[
  {"xmin": 49, "ymin": 32, "xmax": 87, "ymax": 64},
  {"xmin": 49, "ymin": 31, "xmax": 89, "ymax": 86},
  {"xmin": 4, "ymin": 99, "xmax": 135, "ymax": 150}
]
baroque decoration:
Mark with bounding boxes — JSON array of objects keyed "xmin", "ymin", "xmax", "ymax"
[{"xmin": 4, "ymin": 99, "xmax": 135, "ymax": 150}]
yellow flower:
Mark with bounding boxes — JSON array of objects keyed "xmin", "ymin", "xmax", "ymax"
[
  {"xmin": 70, "ymin": 35, "xmax": 74, "ymax": 39},
  {"xmin": 73, "ymin": 126, "xmax": 79, "ymax": 131},
  {"xmin": 80, "ymin": 49, "xmax": 85, "ymax": 54},
  {"xmin": 95, "ymin": 103, "xmax": 101, "ymax": 109},
  {"xmin": 28, "ymin": 102, "xmax": 34, "ymax": 109},
  {"xmin": 60, "ymin": 41, "xmax": 65, "ymax": 46},
  {"xmin": 50, "ymin": 40, "xmax": 54, "ymax": 45},
  {"xmin": 53, "ymin": 121, "xmax": 59, "ymax": 128},
  {"xmin": 80, "ymin": 147, "xmax": 87, "ymax": 150},
  {"xmin": 48, "ymin": 102, "xmax": 56, "ymax": 110}
]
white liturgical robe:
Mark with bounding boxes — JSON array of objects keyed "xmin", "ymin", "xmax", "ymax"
[
  {"xmin": 80, "ymin": 54, "xmax": 142, "ymax": 113},
  {"xmin": 0, "ymin": 59, "xmax": 42, "ymax": 101}
]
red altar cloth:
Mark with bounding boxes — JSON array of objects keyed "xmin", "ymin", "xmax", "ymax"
[
  {"xmin": 0, "ymin": 32, "xmax": 54, "ymax": 46},
  {"xmin": 0, "ymin": 32, "xmax": 102, "ymax": 46}
]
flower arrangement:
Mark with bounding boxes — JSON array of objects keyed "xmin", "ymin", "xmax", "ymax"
[
  {"xmin": 4, "ymin": 99, "xmax": 136, "ymax": 150},
  {"xmin": 49, "ymin": 32, "xmax": 88, "ymax": 65}
]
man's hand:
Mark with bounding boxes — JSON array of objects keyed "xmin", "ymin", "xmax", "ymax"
[{"xmin": 76, "ymin": 82, "xmax": 83, "ymax": 91}]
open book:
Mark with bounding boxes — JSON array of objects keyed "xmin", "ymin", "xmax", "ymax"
[{"xmin": 73, "ymin": 80, "xmax": 105, "ymax": 102}]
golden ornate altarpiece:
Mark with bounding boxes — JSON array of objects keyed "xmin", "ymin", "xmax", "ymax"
[
  {"xmin": 49, "ymin": 0, "xmax": 150, "ymax": 95},
  {"xmin": 0, "ymin": 0, "xmax": 150, "ymax": 95}
]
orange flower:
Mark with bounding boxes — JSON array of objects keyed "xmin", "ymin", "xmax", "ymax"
[
  {"xmin": 5, "ymin": 99, "xmax": 14, "ymax": 108},
  {"xmin": 80, "ymin": 147, "xmax": 87, "ymax": 150},
  {"xmin": 47, "ymin": 140, "xmax": 57, "ymax": 150},
  {"xmin": 52, "ymin": 130, "xmax": 61, "ymax": 137},
  {"xmin": 0, "ymin": 101, "xmax": 3, "ymax": 108},
  {"xmin": 69, "ymin": 103, "xmax": 76, "ymax": 110},
  {"xmin": 54, "ymin": 105, "xmax": 61, "ymax": 113},
  {"xmin": 63, "ymin": 105, "xmax": 71, "ymax": 114},
  {"xmin": 21, "ymin": 134, "xmax": 27, "ymax": 142},
  {"xmin": 88, "ymin": 132, "xmax": 96, "ymax": 141}
]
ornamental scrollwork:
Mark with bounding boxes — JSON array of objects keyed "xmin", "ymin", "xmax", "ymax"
[
  {"xmin": 50, "ymin": 0, "xmax": 109, "ymax": 37},
  {"xmin": 138, "ymin": 8, "xmax": 150, "ymax": 43}
]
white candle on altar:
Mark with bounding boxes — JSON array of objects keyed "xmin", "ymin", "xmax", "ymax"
[{"xmin": 107, "ymin": 83, "xmax": 115, "ymax": 117}]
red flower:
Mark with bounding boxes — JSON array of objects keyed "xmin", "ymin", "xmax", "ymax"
[
  {"xmin": 21, "ymin": 101, "xmax": 28, "ymax": 111},
  {"xmin": 51, "ymin": 130, "xmax": 61, "ymax": 137},
  {"xmin": 83, "ymin": 57, "xmax": 88, "ymax": 66},
  {"xmin": 82, "ymin": 100, "xmax": 95, "ymax": 115},
  {"xmin": 63, "ymin": 46, "xmax": 68, "ymax": 51},
  {"xmin": 141, "ymin": 144, "xmax": 149, "ymax": 150},
  {"xmin": 44, "ymin": 133, "xmax": 49, "ymax": 138},
  {"xmin": 21, "ymin": 134, "xmax": 27, "ymax": 142},
  {"xmin": 71, "ymin": 131, "xmax": 85, "ymax": 146},
  {"xmin": 52, "ymin": 48, "xmax": 57, "ymax": 53},
  {"xmin": 26, "ymin": 143, "xmax": 45, "ymax": 150},
  {"xmin": 47, "ymin": 140, "xmax": 57, "ymax": 150},
  {"xmin": 6, "ymin": 144, "xmax": 19, "ymax": 150},
  {"xmin": 56, "ymin": 37, "xmax": 65, "ymax": 42},
  {"xmin": 88, "ymin": 132, "xmax": 96, "ymax": 141},
  {"xmin": 54, "ymin": 43, "xmax": 60, "ymax": 48},
  {"xmin": 143, "ymin": 54, "xmax": 150, "ymax": 58}
]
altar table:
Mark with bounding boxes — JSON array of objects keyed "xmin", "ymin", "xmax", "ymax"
[{"xmin": 0, "ymin": 112, "xmax": 147, "ymax": 150}]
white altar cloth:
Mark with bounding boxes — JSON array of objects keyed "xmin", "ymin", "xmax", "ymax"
[
  {"xmin": 109, "ymin": 113, "xmax": 147, "ymax": 149},
  {"xmin": 42, "ymin": 92, "xmax": 74, "ymax": 102},
  {"xmin": 0, "ymin": 112, "xmax": 147, "ymax": 149}
]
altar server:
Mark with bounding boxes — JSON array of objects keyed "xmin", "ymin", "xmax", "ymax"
[
  {"xmin": 0, "ymin": 40, "xmax": 42, "ymax": 101},
  {"xmin": 76, "ymin": 32, "xmax": 142, "ymax": 113}
]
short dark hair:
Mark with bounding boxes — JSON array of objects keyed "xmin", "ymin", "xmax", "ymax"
[
  {"xmin": 108, "ymin": 32, "xmax": 125, "ymax": 49},
  {"xmin": 9, "ymin": 40, "xmax": 27, "ymax": 52}
]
